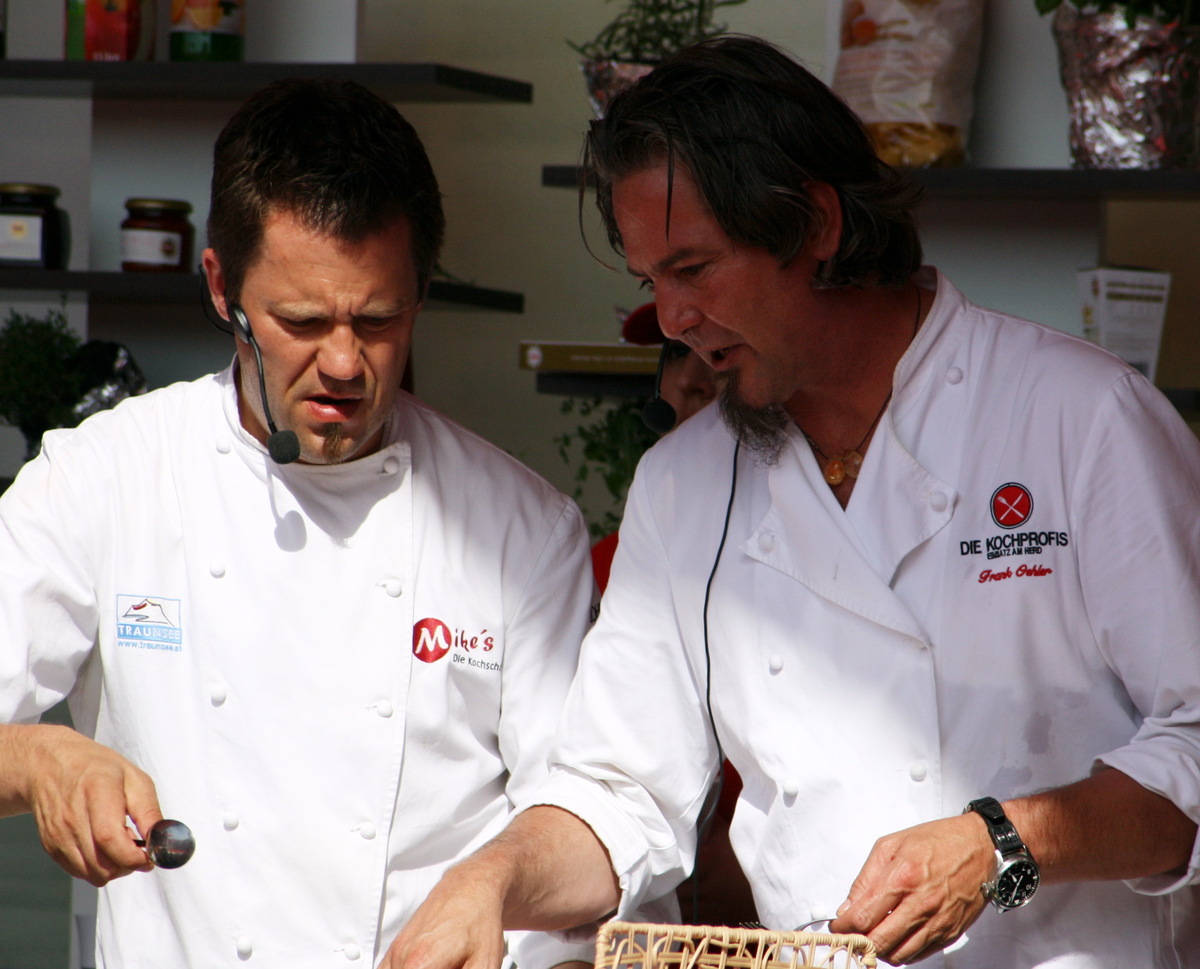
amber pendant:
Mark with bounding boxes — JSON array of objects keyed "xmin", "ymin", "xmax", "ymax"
[
  {"xmin": 824, "ymin": 457, "xmax": 847, "ymax": 485},
  {"xmin": 844, "ymin": 449, "xmax": 864, "ymax": 479}
]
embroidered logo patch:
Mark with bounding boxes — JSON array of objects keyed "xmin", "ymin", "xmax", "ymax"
[
  {"xmin": 959, "ymin": 482, "xmax": 1070, "ymax": 568},
  {"xmin": 990, "ymin": 482, "xmax": 1033, "ymax": 529},
  {"xmin": 116, "ymin": 595, "xmax": 183, "ymax": 652},
  {"xmin": 412, "ymin": 618, "xmax": 500, "ymax": 671},
  {"xmin": 413, "ymin": 618, "xmax": 452, "ymax": 663}
]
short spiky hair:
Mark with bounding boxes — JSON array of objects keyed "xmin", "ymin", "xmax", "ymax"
[
  {"xmin": 584, "ymin": 36, "xmax": 922, "ymax": 288},
  {"xmin": 208, "ymin": 78, "xmax": 445, "ymax": 302}
]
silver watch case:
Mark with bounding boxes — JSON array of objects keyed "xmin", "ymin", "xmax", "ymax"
[{"xmin": 985, "ymin": 850, "xmax": 1040, "ymax": 911}]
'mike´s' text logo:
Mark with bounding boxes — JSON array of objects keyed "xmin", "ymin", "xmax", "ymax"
[{"xmin": 412, "ymin": 618, "xmax": 498, "ymax": 669}]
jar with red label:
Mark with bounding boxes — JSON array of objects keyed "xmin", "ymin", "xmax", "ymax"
[
  {"xmin": 121, "ymin": 198, "xmax": 194, "ymax": 272},
  {"xmin": 0, "ymin": 183, "xmax": 71, "ymax": 269}
]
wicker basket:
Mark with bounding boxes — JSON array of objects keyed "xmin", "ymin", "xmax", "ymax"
[{"xmin": 596, "ymin": 921, "xmax": 877, "ymax": 969}]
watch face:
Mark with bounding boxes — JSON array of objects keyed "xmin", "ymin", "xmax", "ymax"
[{"xmin": 995, "ymin": 858, "xmax": 1040, "ymax": 909}]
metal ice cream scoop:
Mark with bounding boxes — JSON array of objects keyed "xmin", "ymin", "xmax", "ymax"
[{"xmin": 133, "ymin": 818, "xmax": 195, "ymax": 869}]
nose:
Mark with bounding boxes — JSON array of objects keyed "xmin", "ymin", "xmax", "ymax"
[
  {"xmin": 317, "ymin": 322, "xmax": 365, "ymax": 382},
  {"xmin": 653, "ymin": 287, "xmax": 702, "ymax": 343}
]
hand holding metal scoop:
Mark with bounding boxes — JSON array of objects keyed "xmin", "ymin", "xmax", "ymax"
[{"xmin": 133, "ymin": 818, "xmax": 195, "ymax": 869}]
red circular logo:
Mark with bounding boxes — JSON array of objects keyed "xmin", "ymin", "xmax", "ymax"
[
  {"xmin": 990, "ymin": 483, "xmax": 1033, "ymax": 529},
  {"xmin": 412, "ymin": 618, "xmax": 451, "ymax": 663}
]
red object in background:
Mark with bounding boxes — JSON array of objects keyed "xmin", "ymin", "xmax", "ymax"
[
  {"xmin": 622, "ymin": 301, "xmax": 665, "ymax": 346},
  {"xmin": 590, "ymin": 532, "xmax": 620, "ymax": 593},
  {"xmin": 85, "ymin": 0, "xmax": 154, "ymax": 61}
]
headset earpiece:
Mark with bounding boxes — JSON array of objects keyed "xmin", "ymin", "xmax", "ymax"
[{"xmin": 229, "ymin": 303, "xmax": 253, "ymax": 342}]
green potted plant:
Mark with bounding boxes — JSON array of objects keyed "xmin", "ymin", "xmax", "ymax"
[
  {"xmin": 570, "ymin": 0, "xmax": 747, "ymax": 116},
  {"xmin": 0, "ymin": 307, "xmax": 82, "ymax": 461},
  {"xmin": 0, "ymin": 307, "xmax": 147, "ymax": 461},
  {"xmin": 556, "ymin": 394, "xmax": 659, "ymax": 539},
  {"xmin": 1037, "ymin": 0, "xmax": 1200, "ymax": 168}
]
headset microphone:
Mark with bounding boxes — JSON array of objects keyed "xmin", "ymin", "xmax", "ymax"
[
  {"xmin": 229, "ymin": 304, "xmax": 301, "ymax": 464},
  {"xmin": 641, "ymin": 340, "xmax": 678, "ymax": 434}
]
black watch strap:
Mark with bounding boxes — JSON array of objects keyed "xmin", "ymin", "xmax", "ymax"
[{"xmin": 967, "ymin": 796, "xmax": 1025, "ymax": 857}]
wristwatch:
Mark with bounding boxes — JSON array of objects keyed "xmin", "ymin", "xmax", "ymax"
[{"xmin": 965, "ymin": 796, "xmax": 1040, "ymax": 912}]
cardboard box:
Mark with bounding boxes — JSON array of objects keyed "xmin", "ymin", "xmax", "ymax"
[{"xmin": 1077, "ymin": 266, "xmax": 1170, "ymax": 382}]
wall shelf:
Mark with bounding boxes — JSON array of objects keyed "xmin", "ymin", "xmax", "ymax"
[
  {"xmin": 0, "ymin": 61, "xmax": 532, "ymax": 103},
  {"xmin": 535, "ymin": 372, "xmax": 654, "ymax": 397},
  {"xmin": 0, "ymin": 270, "xmax": 523, "ymax": 313},
  {"xmin": 541, "ymin": 165, "xmax": 1200, "ymax": 200}
]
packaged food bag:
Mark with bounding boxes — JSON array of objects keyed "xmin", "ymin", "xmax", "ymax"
[{"xmin": 832, "ymin": 0, "xmax": 985, "ymax": 167}]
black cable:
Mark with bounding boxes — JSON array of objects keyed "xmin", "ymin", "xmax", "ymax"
[
  {"xmin": 198, "ymin": 265, "xmax": 233, "ymax": 337},
  {"xmin": 689, "ymin": 439, "xmax": 740, "ymax": 923}
]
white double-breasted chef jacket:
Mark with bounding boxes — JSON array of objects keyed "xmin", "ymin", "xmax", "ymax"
[
  {"xmin": 0, "ymin": 365, "xmax": 595, "ymax": 969},
  {"xmin": 535, "ymin": 269, "xmax": 1200, "ymax": 968}
]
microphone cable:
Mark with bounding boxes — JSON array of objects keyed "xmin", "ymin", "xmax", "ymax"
[{"xmin": 688, "ymin": 438, "xmax": 740, "ymax": 923}]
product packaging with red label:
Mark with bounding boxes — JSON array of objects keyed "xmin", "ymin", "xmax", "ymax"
[{"xmin": 67, "ymin": 0, "xmax": 155, "ymax": 61}]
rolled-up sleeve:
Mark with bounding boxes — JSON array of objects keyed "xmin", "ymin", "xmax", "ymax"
[
  {"xmin": 1076, "ymin": 375, "xmax": 1200, "ymax": 892},
  {"xmin": 523, "ymin": 453, "xmax": 722, "ymax": 920}
]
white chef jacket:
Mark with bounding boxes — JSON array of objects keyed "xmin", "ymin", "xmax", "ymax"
[
  {"xmin": 0, "ymin": 364, "xmax": 596, "ymax": 969},
  {"xmin": 534, "ymin": 269, "xmax": 1200, "ymax": 968}
]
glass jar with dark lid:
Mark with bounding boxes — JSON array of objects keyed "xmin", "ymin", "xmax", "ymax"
[
  {"xmin": 0, "ymin": 183, "xmax": 71, "ymax": 270},
  {"xmin": 121, "ymin": 198, "xmax": 194, "ymax": 272}
]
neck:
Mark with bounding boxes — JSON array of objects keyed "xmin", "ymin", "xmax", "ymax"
[{"xmin": 783, "ymin": 280, "xmax": 924, "ymax": 442}]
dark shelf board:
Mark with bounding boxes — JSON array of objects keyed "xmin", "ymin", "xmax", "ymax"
[
  {"xmin": 0, "ymin": 270, "xmax": 523, "ymax": 313},
  {"xmin": 542, "ymin": 165, "xmax": 1200, "ymax": 200},
  {"xmin": 0, "ymin": 61, "xmax": 532, "ymax": 103},
  {"xmin": 910, "ymin": 167, "xmax": 1200, "ymax": 200},
  {"xmin": 534, "ymin": 372, "xmax": 654, "ymax": 397}
]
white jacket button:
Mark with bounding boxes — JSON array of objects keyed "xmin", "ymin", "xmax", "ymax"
[
  {"xmin": 929, "ymin": 491, "xmax": 948, "ymax": 513},
  {"xmin": 235, "ymin": 936, "xmax": 253, "ymax": 959},
  {"xmin": 782, "ymin": 780, "xmax": 799, "ymax": 798},
  {"xmin": 216, "ymin": 439, "xmax": 231, "ymax": 454},
  {"xmin": 383, "ymin": 578, "xmax": 403, "ymax": 598},
  {"xmin": 758, "ymin": 532, "xmax": 776, "ymax": 552},
  {"xmin": 909, "ymin": 761, "xmax": 928, "ymax": 782},
  {"xmin": 383, "ymin": 457, "xmax": 401, "ymax": 475},
  {"xmin": 357, "ymin": 822, "xmax": 377, "ymax": 840},
  {"xmin": 343, "ymin": 943, "xmax": 362, "ymax": 961},
  {"xmin": 223, "ymin": 812, "xmax": 240, "ymax": 831},
  {"xmin": 946, "ymin": 367, "xmax": 963, "ymax": 385},
  {"xmin": 210, "ymin": 685, "xmax": 227, "ymax": 706},
  {"xmin": 374, "ymin": 700, "xmax": 394, "ymax": 718},
  {"xmin": 768, "ymin": 654, "xmax": 784, "ymax": 673},
  {"xmin": 209, "ymin": 561, "xmax": 226, "ymax": 578}
]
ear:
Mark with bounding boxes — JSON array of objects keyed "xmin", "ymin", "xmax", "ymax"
[
  {"xmin": 201, "ymin": 248, "xmax": 229, "ymax": 320},
  {"xmin": 805, "ymin": 181, "xmax": 843, "ymax": 263}
]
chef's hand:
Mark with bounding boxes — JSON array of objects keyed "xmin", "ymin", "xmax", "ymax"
[
  {"xmin": 5, "ymin": 723, "xmax": 161, "ymax": 886},
  {"xmin": 828, "ymin": 813, "xmax": 993, "ymax": 964},
  {"xmin": 380, "ymin": 862, "xmax": 507, "ymax": 969}
]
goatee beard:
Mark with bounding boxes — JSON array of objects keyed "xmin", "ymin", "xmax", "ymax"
[
  {"xmin": 717, "ymin": 371, "xmax": 790, "ymax": 464},
  {"xmin": 321, "ymin": 422, "xmax": 347, "ymax": 465}
]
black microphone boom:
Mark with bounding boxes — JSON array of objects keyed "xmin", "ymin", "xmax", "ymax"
[
  {"xmin": 230, "ymin": 304, "xmax": 300, "ymax": 464},
  {"xmin": 641, "ymin": 341, "xmax": 677, "ymax": 434}
]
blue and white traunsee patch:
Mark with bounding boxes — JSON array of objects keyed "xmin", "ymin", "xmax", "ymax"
[{"xmin": 115, "ymin": 594, "xmax": 183, "ymax": 652}]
